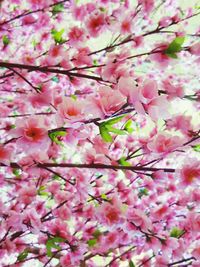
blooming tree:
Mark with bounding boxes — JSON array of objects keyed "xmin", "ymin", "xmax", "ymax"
[{"xmin": 0, "ymin": 0, "xmax": 200, "ymax": 266}]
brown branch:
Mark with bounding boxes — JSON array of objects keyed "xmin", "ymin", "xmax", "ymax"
[
  {"xmin": 0, "ymin": 61, "xmax": 106, "ymax": 82},
  {"xmin": 0, "ymin": 162, "xmax": 176, "ymax": 173},
  {"xmin": 168, "ymin": 257, "xmax": 195, "ymax": 266},
  {"xmin": 0, "ymin": 0, "xmax": 69, "ymax": 27}
]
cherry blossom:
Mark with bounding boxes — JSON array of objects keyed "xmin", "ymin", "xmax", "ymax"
[{"xmin": 0, "ymin": 0, "xmax": 199, "ymax": 266}]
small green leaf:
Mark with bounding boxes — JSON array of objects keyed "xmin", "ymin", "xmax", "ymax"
[
  {"xmin": 51, "ymin": 29, "xmax": 65, "ymax": 44},
  {"xmin": 12, "ymin": 168, "xmax": 20, "ymax": 177},
  {"xmin": 37, "ymin": 186, "xmax": 49, "ymax": 196},
  {"xmin": 2, "ymin": 35, "xmax": 10, "ymax": 46},
  {"xmin": 138, "ymin": 188, "xmax": 148, "ymax": 198},
  {"xmin": 101, "ymin": 193, "xmax": 108, "ymax": 200},
  {"xmin": 51, "ymin": 76, "xmax": 59, "ymax": 83},
  {"xmin": 129, "ymin": 260, "xmax": 135, "ymax": 267},
  {"xmin": 170, "ymin": 227, "xmax": 184, "ymax": 238},
  {"xmin": 124, "ymin": 119, "xmax": 134, "ymax": 133},
  {"xmin": 193, "ymin": 144, "xmax": 200, "ymax": 152},
  {"xmin": 52, "ymin": 3, "xmax": 64, "ymax": 15},
  {"xmin": 17, "ymin": 249, "xmax": 29, "ymax": 262},
  {"xmin": 92, "ymin": 229, "xmax": 101, "ymax": 239},
  {"xmin": 93, "ymin": 59, "xmax": 98, "ymax": 65},
  {"xmin": 87, "ymin": 238, "xmax": 97, "ymax": 247},
  {"xmin": 106, "ymin": 125, "xmax": 126, "ymax": 135},
  {"xmin": 164, "ymin": 37, "xmax": 185, "ymax": 57},
  {"xmin": 118, "ymin": 157, "xmax": 131, "ymax": 166},
  {"xmin": 165, "ymin": 53, "xmax": 178, "ymax": 59},
  {"xmin": 46, "ymin": 237, "xmax": 65, "ymax": 257},
  {"xmin": 70, "ymin": 94, "xmax": 77, "ymax": 100},
  {"xmin": 99, "ymin": 125, "xmax": 112, "ymax": 142},
  {"xmin": 103, "ymin": 115, "xmax": 125, "ymax": 126},
  {"xmin": 99, "ymin": 7, "xmax": 106, "ymax": 12},
  {"xmin": 49, "ymin": 131, "xmax": 66, "ymax": 145}
]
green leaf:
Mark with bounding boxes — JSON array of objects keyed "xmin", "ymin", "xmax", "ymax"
[
  {"xmin": 124, "ymin": 119, "xmax": 134, "ymax": 133},
  {"xmin": 51, "ymin": 76, "xmax": 59, "ymax": 83},
  {"xmin": 52, "ymin": 3, "xmax": 64, "ymax": 15},
  {"xmin": 92, "ymin": 229, "xmax": 101, "ymax": 239},
  {"xmin": 17, "ymin": 249, "xmax": 29, "ymax": 262},
  {"xmin": 118, "ymin": 157, "xmax": 131, "ymax": 166},
  {"xmin": 106, "ymin": 125, "xmax": 126, "ymax": 135},
  {"xmin": 37, "ymin": 186, "xmax": 49, "ymax": 196},
  {"xmin": 46, "ymin": 237, "xmax": 65, "ymax": 257},
  {"xmin": 165, "ymin": 53, "xmax": 178, "ymax": 59},
  {"xmin": 193, "ymin": 144, "xmax": 200, "ymax": 152},
  {"xmin": 170, "ymin": 227, "xmax": 184, "ymax": 238},
  {"xmin": 70, "ymin": 94, "xmax": 77, "ymax": 100},
  {"xmin": 2, "ymin": 35, "xmax": 10, "ymax": 46},
  {"xmin": 164, "ymin": 37, "xmax": 185, "ymax": 58},
  {"xmin": 51, "ymin": 29, "xmax": 65, "ymax": 44},
  {"xmin": 129, "ymin": 260, "xmax": 135, "ymax": 267},
  {"xmin": 49, "ymin": 131, "xmax": 66, "ymax": 145},
  {"xmin": 87, "ymin": 238, "xmax": 97, "ymax": 247},
  {"xmin": 138, "ymin": 188, "xmax": 148, "ymax": 198},
  {"xmin": 101, "ymin": 193, "xmax": 108, "ymax": 200},
  {"xmin": 99, "ymin": 124, "xmax": 112, "ymax": 142},
  {"xmin": 12, "ymin": 168, "xmax": 20, "ymax": 177},
  {"xmin": 103, "ymin": 115, "xmax": 125, "ymax": 126}
]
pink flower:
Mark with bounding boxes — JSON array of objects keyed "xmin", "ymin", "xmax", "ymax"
[
  {"xmin": 53, "ymin": 205, "xmax": 71, "ymax": 220},
  {"xmin": 18, "ymin": 185, "xmax": 37, "ymax": 205},
  {"xmin": 97, "ymin": 197, "xmax": 125, "ymax": 226},
  {"xmin": 86, "ymin": 12, "xmax": 106, "ymax": 37},
  {"xmin": 117, "ymin": 76, "xmax": 139, "ymax": 101},
  {"xmin": 166, "ymin": 115, "xmax": 193, "ymax": 135},
  {"xmin": 180, "ymin": 158, "xmax": 200, "ymax": 185},
  {"xmin": 159, "ymin": 16, "xmax": 172, "ymax": 27},
  {"xmin": 102, "ymin": 61, "xmax": 127, "ymax": 82},
  {"xmin": 73, "ymin": 47, "xmax": 92, "ymax": 66},
  {"xmin": 192, "ymin": 242, "xmax": 200, "ymax": 260},
  {"xmin": 72, "ymin": 4, "xmax": 87, "ymax": 21},
  {"xmin": 98, "ymin": 86, "xmax": 126, "ymax": 116},
  {"xmin": 150, "ymin": 43, "xmax": 171, "ymax": 68},
  {"xmin": 155, "ymin": 255, "xmax": 169, "ymax": 266},
  {"xmin": 139, "ymin": 0, "xmax": 154, "ymax": 13},
  {"xmin": 128, "ymin": 209, "xmax": 152, "ymax": 231},
  {"xmin": 68, "ymin": 26, "xmax": 85, "ymax": 45},
  {"xmin": 46, "ymin": 45, "xmax": 65, "ymax": 65},
  {"xmin": 163, "ymin": 79, "xmax": 184, "ymax": 99},
  {"xmin": 48, "ymin": 219, "xmax": 71, "ymax": 239},
  {"xmin": 57, "ymin": 98, "xmax": 85, "ymax": 124},
  {"xmin": 13, "ymin": 117, "xmax": 50, "ymax": 152},
  {"xmin": 22, "ymin": 14, "xmax": 36, "ymax": 25},
  {"xmin": 147, "ymin": 133, "xmax": 183, "ymax": 154},
  {"xmin": 145, "ymin": 95, "xmax": 171, "ymax": 120},
  {"xmin": 120, "ymin": 18, "xmax": 132, "ymax": 34},
  {"xmin": 190, "ymin": 42, "xmax": 200, "ymax": 56},
  {"xmin": 28, "ymin": 83, "xmax": 53, "ymax": 108},
  {"xmin": 60, "ymin": 254, "xmax": 73, "ymax": 267},
  {"xmin": 0, "ymin": 104, "xmax": 10, "ymax": 118},
  {"xmin": 139, "ymin": 80, "xmax": 158, "ymax": 104},
  {"xmin": 0, "ymin": 145, "xmax": 12, "ymax": 165},
  {"xmin": 23, "ymin": 208, "xmax": 42, "ymax": 233}
]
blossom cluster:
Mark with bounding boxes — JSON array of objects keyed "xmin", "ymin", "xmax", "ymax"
[{"xmin": 0, "ymin": 0, "xmax": 199, "ymax": 266}]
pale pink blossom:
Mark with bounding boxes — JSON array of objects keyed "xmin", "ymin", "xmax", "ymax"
[
  {"xmin": 57, "ymin": 98, "xmax": 85, "ymax": 124},
  {"xmin": 190, "ymin": 42, "xmax": 200, "ymax": 56},
  {"xmin": 12, "ymin": 117, "xmax": 51, "ymax": 152},
  {"xmin": 0, "ymin": 145, "xmax": 12, "ymax": 165},
  {"xmin": 85, "ymin": 12, "xmax": 106, "ymax": 37},
  {"xmin": 147, "ymin": 133, "xmax": 183, "ymax": 154},
  {"xmin": 180, "ymin": 158, "xmax": 200, "ymax": 185}
]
